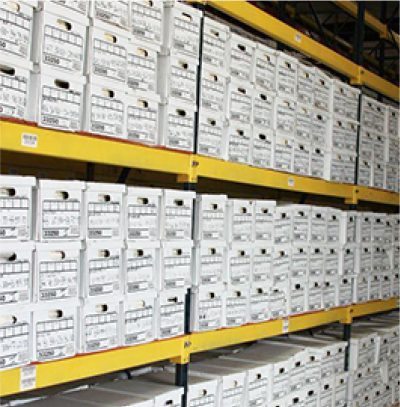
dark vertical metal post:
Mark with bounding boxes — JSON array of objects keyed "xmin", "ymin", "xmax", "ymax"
[
  {"xmin": 175, "ymin": 363, "xmax": 189, "ymax": 406},
  {"xmin": 378, "ymin": 3, "xmax": 387, "ymax": 101},
  {"xmin": 343, "ymin": 324, "xmax": 352, "ymax": 371},
  {"xmin": 277, "ymin": 2, "xmax": 286, "ymax": 51}
]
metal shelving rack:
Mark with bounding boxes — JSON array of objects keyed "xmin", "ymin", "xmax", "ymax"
[{"xmin": 0, "ymin": 0, "xmax": 399, "ymax": 401}]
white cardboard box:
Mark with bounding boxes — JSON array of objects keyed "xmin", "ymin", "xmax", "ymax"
[
  {"xmin": 121, "ymin": 290, "xmax": 156, "ymax": 346},
  {"xmin": 202, "ymin": 17, "xmax": 230, "ymax": 72},
  {"xmin": 249, "ymin": 283, "xmax": 270, "ymax": 322},
  {"xmin": 340, "ymin": 211, "xmax": 357, "ymax": 244},
  {"xmin": 159, "ymin": 101, "xmax": 196, "ymax": 151},
  {"xmin": 35, "ymin": 241, "xmax": 81, "ymax": 302},
  {"xmin": 251, "ymin": 127, "xmax": 274, "ymax": 169},
  {"xmin": 126, "ymin": 186, "xmax": 162, "ymax": 241},
  {"xmin": 357, "ymin": 159, "xmax": 372, "ymax": 187},
  {"xmin": 226, "ymin": 121, "xmax": 252, "ymax": 164},
  {"xmin": 86, "ymin": 25, "xmax": 128, "ymax": 86},
  {"xmin": 326, "ymin": 208, "xmax": 341, "ymax": 243},
  {"xmin": 252, "ymin": 242, "xmax": 273, "ymax": 284},
  {"xmin": 83, "ymin": 82, "xmax": 126, "ymax": 138},
  {"xmin": 345, "ymin": 85, "xmax": 360, "ymax": 122},
  {"xmin": 0, "ymin": 1, "xmax": 34, "ymax": 64},
  {"xmin": 125, "ymin": 241, "xmax": 160, "ymax": 294},
  {"xmin": 199, "ymin": 66, "xmax": 227, "ymax": 113},
  {"xmin": 162, "ymin": 1, "xmax": 201, "ymax": 61},
  {"xmin": 127, "ymin": 40, "xmax": 158, "ymax": 95},
  {"xmin": 293, "ymin": 140, "xmax": 311, "ymax": 176},
  {"xmin": 309, "ymin": 244, "xmax": 325, "ymax": 280},
  {"xmin": 386, "ymin": 105, "xmax": 399, "ymax": 138},
  {"xmin": 32, "ymin": 301, "xmax": 78, "ymax": 362},
  {"xmin": 290, "ymin": 277, "xmax": 307, "ymax": 314},
  {"xmin": 0, "ymin": 175, "xmax": 35, "ymax": 241},
  {"xmin": 84, "ymin": 182, "xmax": 124, "ymax": 241},
  {"xmin": 297, "ymin": 62, "xmax": 314, "ymax": 106},
  {"xmin": 80, "ymin": 298, "xmax": 120, "ymax": 353},
  {"xmin": 29, "ymin": 70, "xmax": 85, "ymax": 131},
  {"xmin": 229, "ymin": 32, "xmax": 255, "ymax": 82},
  {"xmin": 82, "ymin": 240, "xmax": 123, "ymax": 299},
  {"xmin": 274, "ymin": 96, "xmax": 296, "ymax": 135},
  {"xmin": 253, "ymin": 42, "xmax": 277, "ymax": 92},
  {"xmin": 291, "ymin": 244, "xmax": 309, "ymax": 280},
  {"xmin": 272, "ymin": 244, "xmax": 291, "ymax": 279},
  {"xmin": 339, "ymin": 244, "xmax": 357, "ymax": 276},
  {"xmin": 253, "ymin": 88, "xmax": 274, "ymax": 128},
  {"xmin": 353, "ymin": 275, "xmax": 369, "ymax": 304},
  {"xmin": 360, "ymin": 95, "xmax": 386, "ymax": 134},
  {"xmin": 273, "ymin": 132, "xmax": 294, "ymax": 173},
  {"xmin": 158, "ymin": 53, "xmax": 198, "ymax": 104},
  {"xmin": 0, "ymin": 61, "xmax": 31, "ymax": 121},
  {"xmin": 253, "ymin": 200, "xmax": 276, "ymax": 242},
  {"xmin": 227, "ymin": 199, "xmax": 254, "ymax": 242},
  {"xmin": 0, "ymin": 306, "xmax": 31, "ymax": 370},
  {"xmin": 39, "ymin": 1, "xmax": 88, "ymax": 20},
  {"xmin": 36, "ymin": 179, "xmax": 84, "ymax": 241},
  {"xmin": 291, "ymin": 204, "xmax": 311, "ymax": 243},
  {"xmin": 314, "ymin": 68, "xmax": 332, "ymax": 112},
  {"xmin": 130, "ymin": 0, "xmax": 163, "ymax": 47},
  {"xmin": 160, "ymin": 240, "xmax": 192, "ymax": 290},
  {"xmin": 324, "ymin": 244, "xmax": 339, "ymax": 278},
  {"xmin": 274, "ymin": 206, "xmax": 292, "ymax": 244},
  {"xmin": 270, "ymin": 283, "xmax": 288, "ymax": 319},
  {"xmin": 227, "ymin": 243, "xmax": 252, "ymax": 286},
  {"xmin": 310, "ymin": 206, "xmax": 327, "ymax": 243},
  {"xmin": 357, "ymin": 212, "xmax": 373, "ymax": 243},
  {"xmin": 0, "ymin": 241, "xmax": 34, "ymax": 306},
  {"xmin": 32, "ymin": 9, "xmax": 87, "ymax": 76},
  {"xmin": 162, "ymin": 189, "xmax": 194, "ymax": 241},
  {"xmin": 372, "ymin": 132, "xmax": 386, "ymax": 163},
  {"xmin": 358, "ymin": 129, "xmax": 374, "ymax": 162},
  {"xmin": 126, "ymin": 92, "xmax": 160, "ymax": 145},
  {"xmin": 225, "ymin": 284, "xmax": 249, "ymax": 327},
  {"xmin": 156, "ymin": 288, "xmax": 186, "ymax": 339},
  {"xmin": 338, "ymin": 276, "xmax": 353, "ymax": 306},
  {"xmin": 276, "ymin": 52, "xmax": 297, "ymax": 98},
  {"xmin": 296, "ymin": 103, "xmax": 312, "ymax": 144},
  {"xmin": 227, "ymin": 80, "xmax": 253, "ymax": 124},
  {"xmin": 194, "ymin": 194, "xmax": 227, "ymax": 241},
  {"xmin": 311, "ymin": 109, "xmax": 331, "ymax": 146},
  {"xmin": 89, "ymin": 1, "xmax": 129, "ymax": 30},
  {"xmin": 190, "ymin": 284, "xmax": 225, "ymax": 331},
  {"xmin": 193, "ymin": 240, "xmax": 226, "ymax": 286},
  {"xmin": 310, "ymin": 144, "xmax": 325, "ymax": 179}
]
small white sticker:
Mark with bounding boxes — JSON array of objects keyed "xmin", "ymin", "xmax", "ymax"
[
  {"xmin": 21, "ymin": 133, "xmax": 38, "ymax": 148},
  {"xmin": 20, "ymin": 365, "xmax": 36, "ymax": 391},
  {"xmin": 288, "ymin": 177, "xmax": 295, "ymax": 187},
  {"xmin": 295, "ymin": 34, "xmax": 302, "ymax": 43},
  {"xmin": 282, "ymin": 318, "xmax": 289, "ymax": 333}
]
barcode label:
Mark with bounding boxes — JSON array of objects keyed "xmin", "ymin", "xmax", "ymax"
[{"xmin": 21, "ymin": 133, "xmax": 38, "ymax": 148}]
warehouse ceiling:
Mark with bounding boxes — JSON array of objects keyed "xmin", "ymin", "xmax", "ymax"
[{"xmin": 254, "ymin": 1, "xmax": 399, "ymax": 86}]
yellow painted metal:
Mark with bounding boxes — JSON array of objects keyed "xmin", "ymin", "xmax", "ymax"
[
  {"xmin": 354, "ymin": 185, "xmax": 400, "ymax": 206},
  {"xmin": 0, "ymin": 120, "xmax": 192, "ymax": 177},
  {"xmin": 203, "ymin": 1, "xmax": 399, "ymax": 101},
  {"xmin": 194, "ymin": 155, "xmax": 354, "ymax": 200},
  {"xmin": 0, "ymin": 337, "xmax": 185, "ymax": 397},
  {"xmin": 350, "ymin": 298, "xmax": 399, "ymax": 319},
  {"xmin": 288, "ymin": 308, "xmax": 346, "ymax": 332},
  {"xmin": 335, "ymin": 1, "xmax": 400, "ymax": 45}
]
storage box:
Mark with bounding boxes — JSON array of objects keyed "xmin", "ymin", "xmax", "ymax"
[
  {"xmin": 32, "ymin": 9, "xmax": 87, "ymax": 76},
  {"xmin": 162, "ymin": 189, "xmax": 194, "ymax": 240},
  {"xmin": 229, "ymin": 32, "xmax": 255, "ymax": 82},
  {"xmin": 202, "ymin": 17, "xmax": 230, "ymax": 72},
  {"xmin": 295, "ymin": 103, "xmax": 312, "ymax": 144},
  {"xmin": 322, "ymin": 277, "xmax": 337, "ymax": 309},
  {"xmin": 345, "ymin": 85, "xmax": 360, "ymax": 122},
  {"xmin": 29, "ymin": 70, "xmax": 85, "ymax": 131},
  {"xmin": 130, "ymin": 0, "xmax": 163, "ymax": 46},
  {"xmin": 307, "ymin": 279, "xmax": 322, "ymax": 311},
  {"xmin": 225, "ymin": 284, "xmax": 249, "ymax": 327},
  {"xmin": 156, "ymin": 288, "xmax": 185, "ymax": 339},
  {"xmin": 310, "ymin": 206, "xmax": 327, "ymax": 243},
  {"xmin": 290, "ymin": 205, "xmax": 310, "ymax": 243},
  {"xmin": 344, "ymin": 120, "xmax": 358, "ymax": 151},
  {"xmin": 253, "ymin": 42, "xmax": 277, "ymax": 92},
  {"xmin": 41, "ymin": 1, "xmax": 88, "ymax": 20},
  {"xmin": 32, "ymin": 301, "xmax": 78, "ymax": 362},
  {"xmin": 357, "ymin": 159, "xmax": 372, "ymax": 187},
  {"xmin": 252, "ymin": 242, "xmax": 272, "ymax": 284},
  {"xmin": 86, "ymin": 26, "xmax": 128, "ymax": 85},
  {"xmin": 89, "ymin": 1, "xmax": 129, "ymax": 29},
  {"xmin": 0, "ymin": 306, "xmax": 31, "ymax": 370},
  {"xmin": 253, "ymin": 88, "xmax": 274, "ymax": 128},
  {"xmin": 253, "ymin": 200, "xmax": 275, "ymax": 242},
  {"xmin": 199, "ymin": 66, "xmax": 227, "ymax": 113},
  {"xmin": 293, "ymin": 140, "xmax": 311, "ymax": 176},
  {"xmin": 273, "ymin": 132, "xmax": 294, "ymax": 172},
  {"xmin": 127, "ymin": 40, "xmax": 158, "ymax": 95},
  {"xmin": 340, "ymin": 211, "xmax": 357, "ymax": 244},
  {"xmin": 324, "ymin": 245, "xmax": 339, "ymax": 278},
  {"xmin": 83, "ymin": 82, "xmax": 126, "ymax": 138},
  {"xmin": 352, "ymin": 275, "xmax": 369, "ymax": 303},
  {"xmin": 297, "ymin": 62, "xmax": 314, "ymax": 106},
  {"xmin": 190, "ymin": 284, "xmax": 225, "ymax": 331},
  {"xmin": 357, "ymin": 212, "xmax": 373, "ymax": 243},
  {"xmin": 360, "ymin": 95, "xmax": 386, "ymax": 134},
  {"xmin": 35, "ymin": 241, "xmax": 81, "ymax": 302},
  {"xmin": 314, "ymin": 68, "xmax": 332, "ymax": 112},
  {"xmin": 126, "ymin": 92, "xmax": 160, "ymax": 145},
  {"xmin": 249, "ymin": 284, "xmax": 270, "ymax": 322},
  {"xmin": 196, "ymin": 110, "xmax": 227, "ymax": 158},
  {"xmin": 328, "ymin": 116, "xmax": 347, "ymax": 151},
  {"xmin": 36, "ymin": 179, "xmax": 84, "ymax": 241},
  {"xmin": 290, "ymin": 277, "xmax": 307, "ymax": 314},
  {"xmin": 162, "ymin": 1, "xmax": 201, "ymax": 61},
  {"xmin": 126, "ymin": 186, "xmax": 162, "ymax": 241},
  {"xmin": 274, "ymin": 206, "xmax": 292, "ymax": 244},
  {"xmin": 339, "ymin": 244, "xmax": 357, "ymax": 276},
  {"xmin": 227, "ymin": 243, "xmax": 252, "ymax": 286},
  {"xmin": 82, "ymin": 240, "xmax": 123, "ymax": 299},
  {"xmin": 227, "ymin": 80, "xmax": 253, "ymax": 124},
  {"xmin": 326, "ymin": 208, "xmax": 341, "ymax": 243},
  {"xmin": 0, "ymin": 1, "xmax": 34, "ymax": 64},
  {"xmin": 251, "ymin": 127, "xmax": 273, "ymax": 169},
  {"xmin": 0, "ymin": 61, "xmax": 31, "ymax": 120},
  {"xmin": 125, "ymin": 241, "xmax": 160, "ymax": 293},
  {"xmin": 338, "ymin": 276, "xmax": 353, "ymax": 306},
  {"xmin": 227, "ymin": 199, "xmax": 254, "ymax": 242},
  {"xmin": 269, "ymin": 284, "xmax": 288, "ymax": 319},
  {"xmin": 276, "ymin": 52, "xmax": 297, "ymax": 98},
  {"xmin": 373, "ymin": 133, "xmax": 386, "ymax": 163},
  {"xmin": 158, "ymin": 53, "xmax": 198, "ymax": 104},
  {"xmin": 227, "ymin": 121, "xmax": 252, "ymax": 164},
  {"xmin": 159, "ymin": 101, "xmax": 196, "ymax": 152},
  {"xmin": 311, "ymin": 109, "xmax": 331, "ymax": 145},
  {"xmin": 385, "ymin": 164, "xmax": 399, "ymax": 192},
  {"xmin": 291, "ymin": 244, "xmax": 309, "ymax": 279},
  {"xmin": 84, "ymin": 182, "xmax": 124, "ymax": 241},
  {"xmin": 274, "ymin": 96, "xmax": 296, "ymax": 135},
  {"xmin": 358, "ymin": 129, "xmax": 374, "ymax": 161},
  {"xmin": 0, "ymin": 175, "xmax": 35, "ymax": 241},
  {"xmin": 372, "ymin": 162, "xmax": 385, "ymax": 190},
  {"xmin": 192, "ymin": 241, "xmax": 226, "ymax": 286},
  {"xmin": 80, "ymin": 298, "xmax": 120, "ymax": 353},
  {"xmin": 309, "ymin": 244, "xmax": 324, "ymax": 279},
  {"xmin": 386, "ymin": 105, "xmax": 399, "ymax": 138},
  {"xmin": 272, "ymin": 244, "xmax": 291, "ymax": 279},
  {"xmin": 160, "ymin": 240, "xmax": 192, "ymax": 290},
  {"xmin": 121, "ymin": 290, "xmax": 156, "ymax": 346}
]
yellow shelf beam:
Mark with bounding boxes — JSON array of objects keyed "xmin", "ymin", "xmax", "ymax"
[
  {"xmin": 0, "ymin": 299, "xmax": 397, "ymax": 397},
  {"xmin": 335, "ymin": 1, "xmax": 400, "ymax": 46},
  {"xmin": 203, "ymin": 1, "xmax": 399, "ymax": 101},
  {"xmin": 0, "ymin": 120, "xmax": 192, "ymax": 178},
  {"xmin": 353, "ymin": 185, "xmax": 400, "ymax": 206}
]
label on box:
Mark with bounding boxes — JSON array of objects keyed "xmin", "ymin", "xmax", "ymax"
[
  {"xmin": 0, "ymin": 320, "xmax": 30, "ymax": 370},
  {"xmin": 170, "ymin": 62, "xmax": 197, "ymax": 103},
  {"xmin": 172, "ymin": 14, "xmax": 200, "ymax": 60},
  {"xmin": 93, "ymin": 1, "xmax": 129, "ymax": 29},
  {"xmin": 198, "ymin": 297, "xmax": 223, "ymax": 330},
  {"xmin": 230, "ymin": 44, "xmax": 253, "ymax": 81},
  {"xmin": 42, "ymin": 198, "xmax": 80, "ymax": 239},
  {"xmin": 164, "ymin": 203, "xmax": 192, "ymax": 240},
  {"xmin": 197, "ymin": 117, "xmax": 225, "ymax": 158},
  {"xmin": 228, "ymin": 130, "xmax": 250, "ymax": 164},
  {"xmin": 88, "ymin": 255, "xmax": 120, "ymax": 296},
  {"xmin": 160, "ymin": 301, "xmax": 184, "ymax": 338},
  {"xmin": 252, "ymin": 134, "xmax": 272, "ymax": 168},
  {"xmin": 87, "ymin": 201, "xmax": 121, "ymax": 239},
  {"xmin": 201, "ymin": 74, "xmax": 225, "ymax": 112},
  {"xmin": 199, "ymin": 252, "xmax": 224, "ymax": 284},
  {"xmin": 127, "ymin": 49, "xmax": 157, "ymax": 93},
  {"xmin": 130, "ymin": 1, "xmax": 162, "ymax": 44},
  {"xmin": 222, "ymin": 386, "xmax": 244, "ymax": 407},
  {"xmin": 84, "ymin": 311, "xmax": 118, "ymax": 352},
  {"xmin": 166, "ymin": 109, "xmax": 194, "ymax": 151},
  {"xmin": 127, "ymin": 102, "xmax": 158, "ymax": 144},
  {"xmin": 229, "ymin": 254, "xmax": 251, "ymax": 284},
  {"xmin": 163, "ymin": 252, "xmax": 191, "ymax": 289},
  {"xmin": 254, "ymin": 52, "xmax": 275, "ymax": 91},
  {"xmin": 200, "ymin": 208, "xmax": 225, "ymax": 240},
  {"xmin": 124, "ymin": 305, "xmax": 154, "ymax": 345},
  {"xmin": 127, "ymin": 199, "xmax": 159, "ymax": 240},
  {"xmin": 126, "ymin": 253, "xmax": 155, "ymax": 293},
  {"xmin": 0, "ymin": 255, "xmax": 30, "ymax": 305},
  {"xmin": 0, "ymin": 70, "xmax": 28, "ymax": 119}
]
